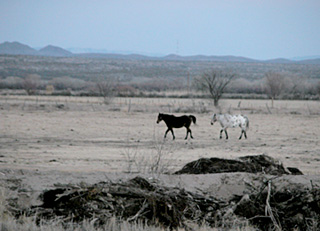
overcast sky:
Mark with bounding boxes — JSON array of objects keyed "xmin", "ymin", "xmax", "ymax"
[{"xmin": 1, "ymin": 0, "xmax": 320, "ymax": 59}]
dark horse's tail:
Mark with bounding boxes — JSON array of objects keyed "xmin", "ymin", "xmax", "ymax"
[{"xmin": 189, "ymin": 115, "xmax": 196, "ymax": 124}]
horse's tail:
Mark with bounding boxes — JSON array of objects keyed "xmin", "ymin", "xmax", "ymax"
[
  {"xmin": 189, "ymin": 115, "xmax": 196, "ymax": 124},
  {"xmin": 245, "ymin": 116, "xmax": 249, "ymax": 130}
]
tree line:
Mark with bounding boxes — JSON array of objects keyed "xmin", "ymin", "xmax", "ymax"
[{"xmin": 1, "ymin": 69, "xmax": 320, "ymax": 105}]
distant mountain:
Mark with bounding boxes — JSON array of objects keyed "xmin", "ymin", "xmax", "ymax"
[
  {"xmin": 75, "ymin": 53, "xmax": 152, "ymax": 60},
  {"xmin": 0, "ymin": 42, "xmax": 72, "ymax": 57},
  {"xmin": 263, "ymin": 58, "xmax": 293, "ymax": 64},
  {"xmin": 76, "ymin": 53, "xmax": 258, "ymax": 62},
  {"xmin": 162, "ymin": 54, "xmax": 257, "ymax": 62},
  {"xmin": 76, "ymin": 53, "xmax": 320, "ymax": 64},
  {"xmin": 299, "ymin": 58, "xmax": 320, "ymax": 64},
  {"xmin": 0, "ymin": 41, "xmax": 37, "ymax": 55},
  {"xmin": 68, "ymin": 47, "xmax": 112, "ymax": 54},
  {"xmin": 38, "ymin": 45, "xmax": 72, "ymax": 57},
  {"xmin": 68, "ymin": 47, "xmax": 165, "ymax": 57},
  {"xmin": 1, "ymin": 41, "xmax": 320, "ymax": 64},
  {"xmin": 291, "ymin": 55, "xmax": 320, "ymax": 61}
]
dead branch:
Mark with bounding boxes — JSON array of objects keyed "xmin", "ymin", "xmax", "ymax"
[{"xmin": 265, "ymin": 180, "xmax": 282, "ymax": 230}]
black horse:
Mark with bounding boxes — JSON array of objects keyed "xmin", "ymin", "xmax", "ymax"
[{"xmin": 156, "ymin": 113, "xmax": 196, "ymax": 140}]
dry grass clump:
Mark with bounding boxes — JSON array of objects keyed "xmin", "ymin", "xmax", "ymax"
[{"xmin": 122, "ymin": 136, "xmax": 178, "ymax": 175}]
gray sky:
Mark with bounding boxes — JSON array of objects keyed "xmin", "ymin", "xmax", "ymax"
[{"xmin": 1, "ymin": 0, "xmax": 320, "ymax": 59}]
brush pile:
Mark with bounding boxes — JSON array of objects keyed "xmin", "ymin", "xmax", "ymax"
[
  {"xmin": 175, "ymin": 154, "xmax": 302, "ymax": 175},
  {"xmin": 11, "ymin": 155, "xmax": 318, "ymax": 230},
  {"xmin": 24, "ymin": 175, "xmax": 320, "ymax": 230},
  {"xmin": 27, "ymin": 177, "xmax": 223, "ymax": 229},
  {"xmin": 234, "ymin": 180, "xmax": 320, "ymax": 230}
]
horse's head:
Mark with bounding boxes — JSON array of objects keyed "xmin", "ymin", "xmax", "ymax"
[
  {"xmin": 157, "ymin": 113, "xmax": 163, "ymax": 123},
  {"xmin": 211, "ymin": 113, "xmax": 217, "ymax": 125}
]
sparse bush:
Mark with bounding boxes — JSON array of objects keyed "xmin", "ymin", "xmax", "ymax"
[
  {"xmin": 0, "ymin": 76, "xmax": 24, "ymax": 89},
  {"xmin": 264, "ymin": 71, "xmax": 286, "ymax": 107},
  {"xmin": 122, "ymin": 137, "xmax": 177, "ymax": 175},
  {"xmin": 45, "ymin": 85, "xmax": 54, "ymax": 95},
  {"xmin": 287, "ymin": 74, "xmax": 305, "ymax": 97},
  {"xmin": 23, "ymin": 74, "xmax": 41, "ymax": 95},
  {"xmin": 96, "ymin": 77, "xmax": 117, "ymax": 104},
  {"xmin": 132, "ymin": 78, "xmax": 184, "ymax": 92},
  {"xmin": 173, "ymin": 100, "xmax": 210, "ymax": 114},
  {"xmin": 116, "ymin": 84, "xmax": 137, "ymax": 96},
  {"xmin": 316, "ymin": 80, "xmax": 320, "ymax": 97},
  {"xmin": 227, "ymin": 78, "xmax": 264, "ymax": 94},
  {"xmin": 50, "ymin": 76, "xmax": 88, "ymax": 90}
]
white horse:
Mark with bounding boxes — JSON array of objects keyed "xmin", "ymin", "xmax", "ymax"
[{"xmin": 211, "ymin": 113, "xmax": 249, "ymax": 139}]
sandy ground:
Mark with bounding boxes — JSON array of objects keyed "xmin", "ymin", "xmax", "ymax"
[
  {"xmin": 1, "ymin": 96, "xmax": 320, "ymax": 173},
  {"xmin": 1, "ymin": 96, "xmax": 320, "ymax": 207}
]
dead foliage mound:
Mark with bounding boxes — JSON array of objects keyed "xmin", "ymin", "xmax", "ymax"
[
  {"xmin": 11, "ymin": 175, "xmax": 319, "ymax": 230},
  {"xmin": 26, "ymin": 177, "xmax": 222, "ymax": 229},
  {"xmin": 175, "ymin": 154, "xmax": 300, "ymax": 175},
  {"xmin": 234, "ymin": 179, "xmax": 320, "ymax": 230}
]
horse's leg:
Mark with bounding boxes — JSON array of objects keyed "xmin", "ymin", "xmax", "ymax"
[
  {"xmin": 220, "ymin": 129, "xmax": 224, "ymax": 139},
  {"xmin": 239, "ymin": 130, "xmax": 243, "ymax": 140},
  {"xmin": 170, "ymin": 129, "xmax": 175, "ymax": 140},
  {"xmin": 189, "ymin": 128, "xmax": 193, "ymax": 139},
  {"xmin": 225, "ymin": 129, "xmax": 229, "ymax": 139},
  {"xmin": 185, "ymin": 128, "xmax": 193, "ymax": 139},
  {"xmin": 164, "ymin": 128, "xmax": 170, "ymax": 138},
  {"xmin": 184, "ymin": 128, "xmax": 189, "ymax": 139}
]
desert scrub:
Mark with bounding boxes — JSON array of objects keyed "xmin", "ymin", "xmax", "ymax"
[{"xmin": 122, "ymin": 136, "xmax": 178, "ymax": 175}]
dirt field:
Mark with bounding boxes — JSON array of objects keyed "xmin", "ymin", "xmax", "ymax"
[
  {"xmin": 1, "ymin": 95, "xmax": 320, "ymax": 229},
  {"xmin": 1, "ymin": 95, "xmax": 320, "ymax": 175}
]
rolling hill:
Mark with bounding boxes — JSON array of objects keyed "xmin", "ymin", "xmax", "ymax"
[
  {"xmin": 38, "ymin": 45, "xmax": 73, "ymax": 57},
  {"xmin": 0, "ymin": 42, "xmax": 72, "ymax": 57},
  {"xmin": 0, "ymin": 41, "xmax": 38, "ymax": 55},
  {"xmin": 0, "ymin": 41, "xmax": 320, "ymax": 64}
]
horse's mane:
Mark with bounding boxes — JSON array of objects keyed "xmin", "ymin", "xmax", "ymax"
[{"xmin": 161, "ymin": 113, "xmax": 174, "ymax": 117}]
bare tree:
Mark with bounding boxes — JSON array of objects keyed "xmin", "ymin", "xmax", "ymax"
[
  {"xmin": 23, "ymin": 74, "xmax": 41, "ymax": 95},
  {"xmin": 264, "ymin": 72, "xmax": 286, "ymax": 107},
  {"xmin": 193, "ymin": 69, "xmax": 236, "ymax": 106},
  {"xmin": 96, "ymin": 77, "xmax": 117, "ymax": 104}
]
